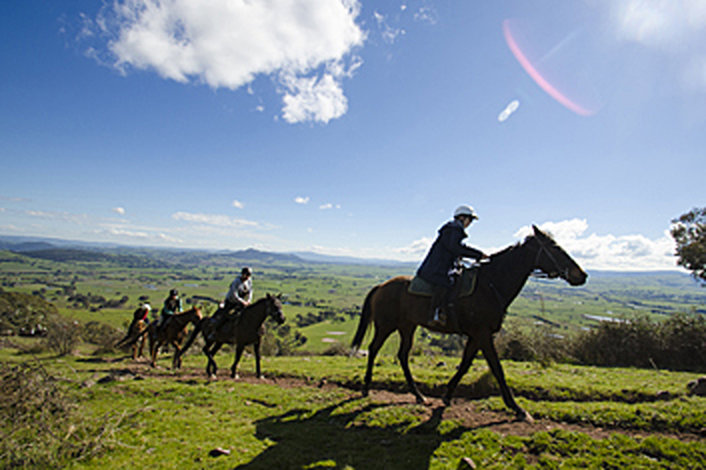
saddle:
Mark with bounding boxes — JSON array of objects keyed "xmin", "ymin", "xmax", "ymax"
[{"xmin": 408, "ymin": 267, "xmax": 479, "ymax": 298}]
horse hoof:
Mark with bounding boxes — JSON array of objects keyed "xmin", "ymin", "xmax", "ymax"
[
  {"xmin": 415, "ymin": 395, "xmax": 427, "ymax": 405},
  {"xmin": 442, "ymin": 396, "xmax": 451, "ymax": 407},
  {"xmin": 209, "ymin": 374, "xmax": 217, "ymax": 380},
  {"xmin": 232, "ymin": 373, "xmax": 239, "ymax": 380},
  {"xmin": 517, "ymin": 410, "xmax": 534, "ymax": 423},
  {"xmin": 361, "ymin": 390, "xmax": 369, "ymax": 398}
]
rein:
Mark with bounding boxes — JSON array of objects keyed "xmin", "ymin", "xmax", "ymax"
[
  {"xmin": 483, "ymin": 235, "xmax": 567, "ymax": 311},
  {"xmin": 533, "ymin": 236, "xmax": 568, "ymax": 280}
]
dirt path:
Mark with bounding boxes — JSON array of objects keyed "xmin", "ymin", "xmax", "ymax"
[{"xmin": 108, "ymin": 359, "xmax": 702, "ymax": 443}]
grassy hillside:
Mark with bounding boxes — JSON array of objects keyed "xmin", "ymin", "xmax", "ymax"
[{"xmin": 0, "ymin": 348, "xmax": 704, "ymax": 469}]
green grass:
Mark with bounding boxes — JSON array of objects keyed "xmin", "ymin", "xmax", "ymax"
[{"xmin": 2, "ymin": 346, "xmax": 705, "ymax": 469}]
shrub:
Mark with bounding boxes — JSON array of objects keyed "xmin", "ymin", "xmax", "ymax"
[
  {"xmin": 42, "ymin": 317, "xmax": 82, "ymax": 356},
  {"xmin": 571, "ymin": 313, "xmax": 706, "ymax": 372},
  {"xmin": 0, "ymin": 292, "xmax": 57, "ymax": 335},
  {"xmin": 0, "ymin": 361, "xmax": 126, "ymax": 467}
]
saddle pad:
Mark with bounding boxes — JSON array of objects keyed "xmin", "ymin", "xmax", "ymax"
[
  {"xmin": 407, "ymin": 268, "xmax": 479, "ymax": 298},
  {"xmin": 408, "ymin": 275, "xmax": 434, "ymax": 297}
]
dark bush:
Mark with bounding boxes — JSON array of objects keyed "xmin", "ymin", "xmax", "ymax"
[{"xmin": 571, "ymin": 313, "xmax": 706, "ymax": 372}]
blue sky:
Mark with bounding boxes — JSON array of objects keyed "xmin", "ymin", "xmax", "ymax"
[{"xmin": 1, "ymin": 0, "xmax": 704, "ymax": 270}]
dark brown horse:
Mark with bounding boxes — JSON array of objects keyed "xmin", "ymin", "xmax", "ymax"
[
  {"xmin": 351, "ymin": 225, "xmax": 587, "ymax": 420},
  {"xmin": 145, "ymin": 306, "xmax": 203, "ymax": 368},
  {"xmin": 176, "ymin": 294, "xmax": 285, "ymax": 379}
]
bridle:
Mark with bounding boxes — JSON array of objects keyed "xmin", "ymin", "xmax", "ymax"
[{"xmin": 533, "ymin": 236, "xmax": 569, "ymax": 280}]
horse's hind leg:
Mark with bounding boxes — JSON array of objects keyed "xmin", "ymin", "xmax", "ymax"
[
  {"xmin": 397, "ymin": 326, "xmax": 425, "ymax": 404},
  {"xmin": 363, "ymin": 325, "xmax": 394, "ymax": 397},
  {"xmin": 231, "ymin": 344, "xmax": 245, "ymax": 379},
  {"xmin": 443, "ymin": 335, "xmax": 481, "ymax": 405},
  {"xmin": 171, "ymin": 341, "xmax": 182, "ymax": 369},
  {"xmin": 481, "ymin": 334, "xmax": 533, "ymax": 422},
  {"xmin": 203, "ymin": 342, "xmax": 218, "ymax": 378}
]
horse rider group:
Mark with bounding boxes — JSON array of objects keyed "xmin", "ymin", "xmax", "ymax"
[{"xmin": 128, "ymin": 203, "xmax": 480, "ymax": 335}]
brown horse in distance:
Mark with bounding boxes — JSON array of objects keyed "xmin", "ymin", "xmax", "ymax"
[
  {"xmin": 351, "ymin": 225, "xmax": 587, "ymax": 421},
  {"xmin": 145, "ymin": 306, "xmax": 203, "ymax": 368},
  {"xmin": 176, "ymin": 294, "xmax": 285, "ymax": 379},
  {"xmin": 115, "ymin": 318, "xmax": 149, "ymax": 360},
  {"xmin": 115, "ymin": 306, "xmax": 151, "ymax": 360}
]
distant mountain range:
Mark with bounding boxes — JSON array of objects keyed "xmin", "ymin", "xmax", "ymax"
[
  {"xmin": 0, "ymin": 234, "xmax": 412, "ymax": 268},
  {"xmin": 0, "ymin": 234, "xmax": 696, "ymax": 281}
]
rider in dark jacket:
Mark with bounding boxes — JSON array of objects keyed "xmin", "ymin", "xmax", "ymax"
[
  {"xmin": 417, "ymin": 205, "xmax": 487, "ymax": 326},
  {"xmin": 158, "ymin": 289, "xmax": 182, "ymax": 332}
]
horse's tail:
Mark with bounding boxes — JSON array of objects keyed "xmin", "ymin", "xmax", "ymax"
[
  {"xmin": 351, "ymin": 285, "xmax": 379, "ymax": 352},
  {"xmin": 117, "ymin": 322, "xmax": 150, "ymax": 348},
  {"xmin": 177, "ymin": 318, "xmax": 204, "ymax": 359}
]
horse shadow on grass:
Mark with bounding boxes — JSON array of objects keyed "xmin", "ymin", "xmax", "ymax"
[{"xmin": 233, "ymin": 397, "xmax": 509, "ymax": 470}]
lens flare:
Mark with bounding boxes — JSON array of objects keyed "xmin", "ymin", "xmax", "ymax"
[{"xmin": 503, "ymin": 19, "xmax": 595, "ymax": 116}]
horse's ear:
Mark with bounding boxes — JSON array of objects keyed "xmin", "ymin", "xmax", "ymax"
[{"xmin": 532, "ymin": 224, "xmax": 544, "ymax": 238}]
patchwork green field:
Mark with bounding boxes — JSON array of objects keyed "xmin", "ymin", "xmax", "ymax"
[{"xmin": 2, "ymin": 246, "xmax": 704, "ymax": 355}]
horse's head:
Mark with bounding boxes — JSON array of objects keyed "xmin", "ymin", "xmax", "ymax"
[
  {"xmin": 265, "ymin": 293, "xmax": 285, "ymax": 325},
  {"xmin": 529, "ymin": 225, "xmax": 587, "ymax": 286}
]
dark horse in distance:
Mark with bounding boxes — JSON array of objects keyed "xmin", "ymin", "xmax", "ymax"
[
  {"xmin": 351, "ymin": 225, "xmax": 587, "ymax": 421},
  {"xmin": 176, "ymin": 294, "xmax": 285, "ymax": 379}
]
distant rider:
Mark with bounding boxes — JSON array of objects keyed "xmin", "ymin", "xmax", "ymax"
[
  {"xmin": 224, "ymin": 266, "xmax": 253, "ymax": 315},
  {"xmin": 416, "ymin": 205, "xmax": 488, "ymax": 327},
  {"xmin": 124, "ymin": 303, "xmax": 150, "ymax": 337},
  {"xmin": 212, "ymin": 267, "xmax": 253, "ymax": 329},
  {"xmin": 158, "ymin": 289, "xmax": 183, "ymax": 332}
]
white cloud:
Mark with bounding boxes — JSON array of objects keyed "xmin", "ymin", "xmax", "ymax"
[
  {"xmin": 25, "ymin": 210, "xmax": 90, "ymax": 224},
  {"xmin": 319, "ymin": 203, "xmax": 341, "ymax": 210},
  {"xmin": 294, "ymin": 196, "xmax": 310, "ymax": 205},
  {"xmin": 281, "ymin": 72, "xmax": 349, "ymax": 123},
  {"xmin": 87, "ymin": 0, "xmax": 364, "ymax": 123},
  {"xmin": 514, "ymin": 219, "xmax": 677, "ymax": 271},
  {"xmin": 231, "ymin": 200, "xmax": 244, "ymax": 209},
  {"xmin": 498, "ymin": 99, "xmax": 520, "ymax": 122},
  {"xmin": 113, "ymin": 206, "xmax": 126, "ymax": 215},
  {"xmin": 374, "ymin": 10, "xmax": 405, "ymax": 44},
  {"xmin": 609, "ymin": 0, "xmax": 706, "ymax": 91},
  {"xmin": 414, "ymin": 6, "xmax": 438, "ymax": 25},
  {"xmin": 396, "ymin": 236, "xmax": 433, "ymax": 257},
  {"xmin": 611, "ymin": 0, "xmax": 706, "ymax": 48},
  {"xmin": 172, "ymin": 211, "xmax": 258, "ymax": 228}
]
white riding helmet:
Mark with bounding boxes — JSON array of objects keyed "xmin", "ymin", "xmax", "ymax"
[
  {"xmin": 142, "ymin": 303, "xmax": 151, "ymax": 311},
  {"xmin": 454, "ymin": 205, "xmax": 478, "ymax": 220}
]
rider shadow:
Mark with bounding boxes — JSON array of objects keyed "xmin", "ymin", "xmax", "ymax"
[{"xmin": 233, "ymin": 397, "xmax": 507, "ymax": 470}]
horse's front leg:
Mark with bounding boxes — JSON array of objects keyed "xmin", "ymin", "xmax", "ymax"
[
  {"xmin": 231, "ymin": 344, "xmax": 245, "ymax": 379},
  {"xmin": 444, "ymin": 335, "xmax": 481, "ymax": 405},
  {"xmin": 481, "ymin": 334, "xmax": 533, "ymax": 422},
  {"xmin": 208, "ymin": 342, "xmax": 223, "ymax": 378},
  {"xmin": 397, "ymin": 325, "xmax": 425, "ymax": 404}
]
